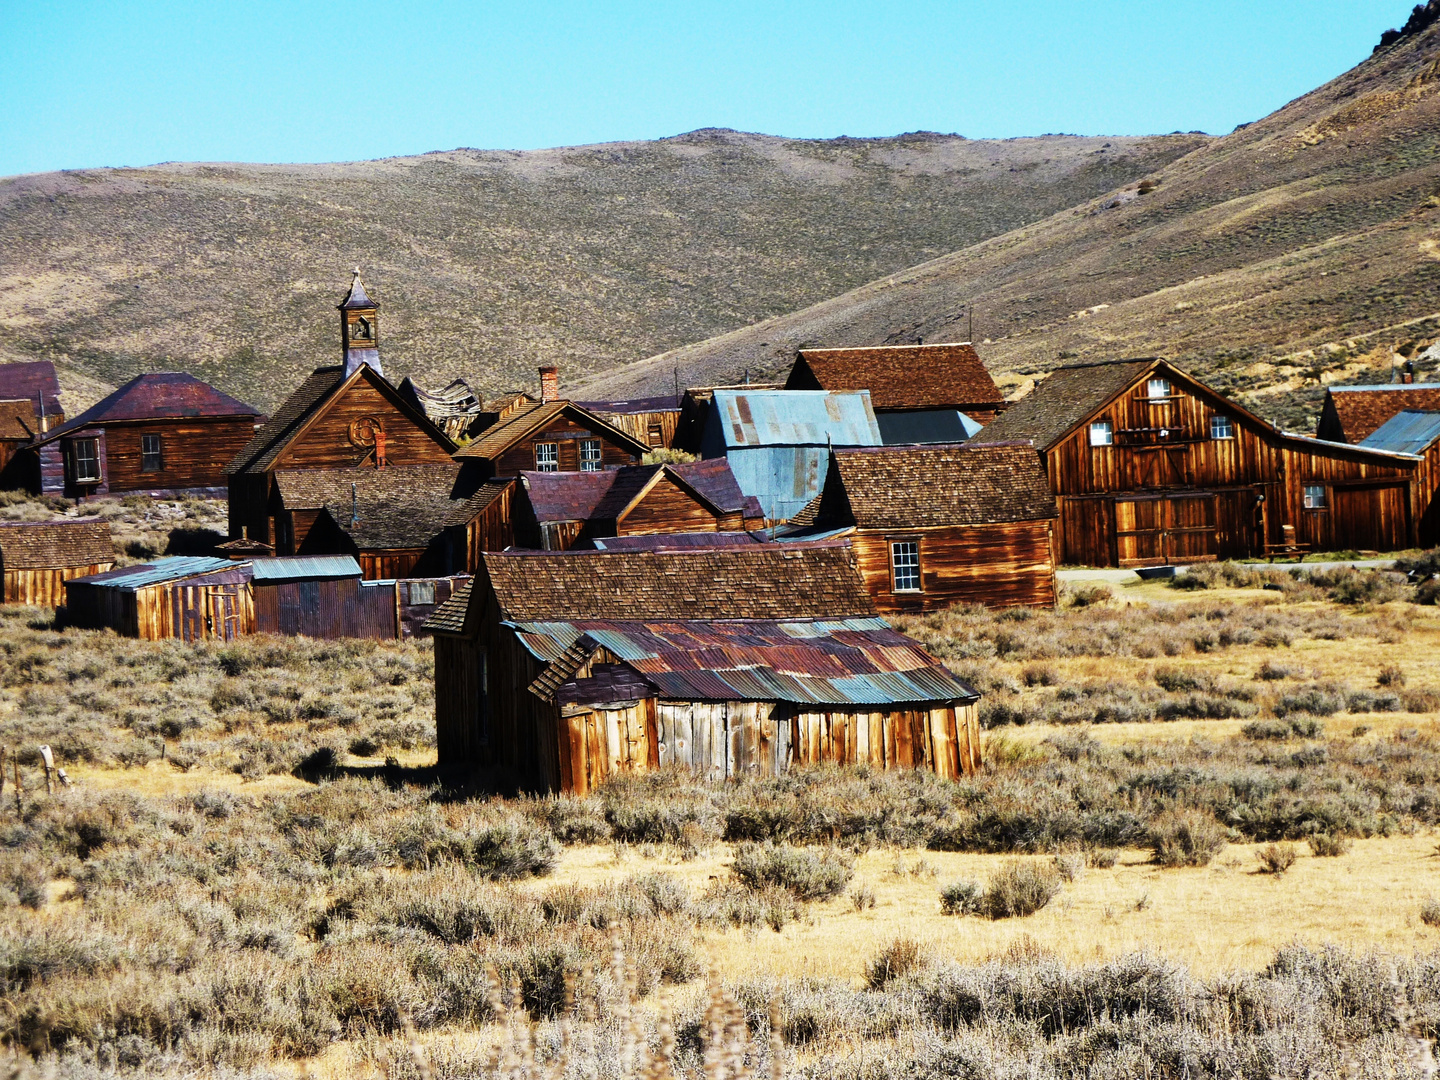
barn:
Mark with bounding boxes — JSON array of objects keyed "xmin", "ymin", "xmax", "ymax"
[
  {"xmin": 425, "ymin": 545, "xmax": 981, "ymax": 794},
  {"xmin": 65, "ymin": 557, "xmax": 253, "ymax": 641},
  {"xmin": 0, "ymin": 519, "xmax": 114, "ymax": 606},
  {"xmin": 27, "ymin": 374, "xmax": 261, "ymax": 499},
  {"xmin": 791, "ymin": 441, "xmax": 1058, "ymax": 611},
  {"xmin": 973, "ymin": 358, "xmax": 1422, "ymax": 566}
]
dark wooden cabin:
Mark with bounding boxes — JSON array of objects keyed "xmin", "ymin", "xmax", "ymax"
[
  {"xmin": 26, "ymin": 374, "xmax": 260, "ymax": 499},
  {"xmin": 0, "ymin": 519, "xmax": 114, "ymax": 606},
  {"xmin": 795, "ymin": 442, "xmax": 1058, "ymax": 611},
  {"xmin": 512, "ymin": 459, "xmax": 761, "ymax": 550},
  {"xmin": 268, "ymin": 462, "xmax": 467, "ymax": 579},
  {"xmin": 0, "ymin": 362, "xmax": 65, "ymax": 481},
  {"xmin": 452, "ymin": 394, "xmax": 650, "ymax": 481},
  {"xmin": 426, "ymin": 545, "xmax": 981, "ymax": 793},
  {"xmin": 787, "ymin": 342, "xmax": 1009, "ymax": 443},
  {"xmin": 974, "ymin": 358, "xmax": 1422, "ymax": 566},
  {"xmin": 226, "ymin": 274, "xmax": 458, "ymax": 548}
]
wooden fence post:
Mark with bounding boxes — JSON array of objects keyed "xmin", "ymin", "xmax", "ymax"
[
  {"xmin": 0, "ymin": 746, "xmax": 6, "ymax": 804},
  {"xmin": 39, "ymin": 744, "xmax": 55, "ymax": 795},
  {"xmin": 12, "ymin": 757, "xmax": 21, "ymax": 814}
]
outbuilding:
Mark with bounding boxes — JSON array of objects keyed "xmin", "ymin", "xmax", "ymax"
[
  {"xmin": 425, "ymin": 545, "xmax": 981, "ymax": 793},
  {"xmin": 0, "ymin": 519, "xmax": 115, "ymax": 606}
]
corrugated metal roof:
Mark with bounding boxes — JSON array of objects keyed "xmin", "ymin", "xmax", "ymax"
[
  {"xmin": 705, "ymin": 390, "xmax": 881, "ymax": 451},
  {"xmin": 1359, "ymin": 409, "xmax": 1440, "ymax": 456},
  {"xmin": 251, "ymin": 556, "xmax": 362, "ymax": 582},
  {"xmin": 67, "ymin": 556, "xmax": 235, "ymax": 591},
  {"xmin": 505, "ymin": 616, "xmax": 976, "ymax": 706}
]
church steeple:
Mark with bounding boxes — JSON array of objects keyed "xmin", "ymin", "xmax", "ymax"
[{"xmin": 339, "ymin": 270, "xmax": 382, "ymax": 379}]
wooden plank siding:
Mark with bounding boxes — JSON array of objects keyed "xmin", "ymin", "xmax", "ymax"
[
  {"xmin": 489, "ymin": 415, "xmax": 640, "ymax": 477},
  {"xmin": 591, "ymin": 410, "xmax": 680, "ymax": 450},
  {"xmin": 271, "ymin": 378, "xmax": 456, "ymax": 472},
  {"xmin": 848, "ymin": 522, "xmax": 1057, "ymax": 613},
  {"xmin": 68, "ymin": 577, "xmax": 256, "ymax": 642},
  {"xmin": 93, "ymin": 418, "xmax": 259, "ymax": 494},
  {"xmin": 4, "ymin": 565, "xmax": 112, "ymax": 607},
  {"xmin": 614, "ymin": 473, "xmax": 723, "ymax": 536}
]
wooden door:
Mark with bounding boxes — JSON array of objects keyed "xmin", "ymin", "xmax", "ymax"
[
  {"xmin": 1115, "ymin": 498, "xmax": 1165, "ymax": 567},
  {"xmin": 1164, "ymin": 494, "xmax": 1219, "ymax": 563},
  {"xmin": 1115, "ymin": 495, "xmax": 1218, "ymax": 567},
  {"xmin": 1331, "ymin": 484, "xmax": 1410, "ymax": 553}
]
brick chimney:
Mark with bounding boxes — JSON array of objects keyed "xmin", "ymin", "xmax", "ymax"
[{"xmin": 539, "ymin": 365, "xmax": 559, "ymax": 404}]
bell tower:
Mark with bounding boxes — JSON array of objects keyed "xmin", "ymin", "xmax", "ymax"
[{"xmin": 339, "ymin": 270, "xmax": 382, "ymax": 378}]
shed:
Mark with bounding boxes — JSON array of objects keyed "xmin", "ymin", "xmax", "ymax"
[
  {"xmin": 250, "ymin": 555, "xmax": 397, "ymax": 639},
  {"xmin": 0, "ymin": 519, "xmax": 115, "ymax": 606},
  {"xmin": 30, "ymin": 374, "xmax": 261, "ymax": 499},
  {"xmin": 795, "ymin": 442, "xmax": 1058, "ymax": 611},
  {"xmin": 65, "ymin": 556, "xmax": 253, "ymax": 641},
  {"xmin": 425, "ymin": 546, "xmax": 980, "ymax": 793},
  {"xmin": 974, "ymin": 358, "xmax": 1423, "ymax": 565},
  {"xmin": 697, "ymin": 390, "xmax": 883, "ymax": 522}
]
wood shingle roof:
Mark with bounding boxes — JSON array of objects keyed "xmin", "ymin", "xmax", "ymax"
[
  {"xmin": 273, "ymin": 463, "xmax": 464, "ymax": 549},
  {"xmin": 227, "ymin": 366, "xmax": 347, "ymax": 474},
  {"xmin": 968, "ymin": 359, "xmax": 1157, "ymax": 450},
  {"xmin": 1319, "ymin": 385, "xmax": 1440, "ymax": 444},
  {"xmin": 0, "ymin": 519, "xmax": 114, "ymax": 569},
  {"xmin": 790, "ymin": 343, "xmax": 1005, "ymax": 410},
  {"xmin": 824, "ymin": 442, "xmax": 1057, "ymax": 529}
]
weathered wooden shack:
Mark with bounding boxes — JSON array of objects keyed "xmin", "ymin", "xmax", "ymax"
[
  {"xmin": 251, "ymin": 556, "xmax": 395, "ymax": 639},
  {"xmin": 452, "ymin": 387, "xmax": 650, "ymax": 480},
  {"xmin": 574, "ymin": 395, "xmax": 683, "ymax": 450},
  {"xmin": 0, "ymin": 519, "xmax": 114, "ymax": 606},
  {"xmin": 974, "ymin": 358, "xmax": 1422, "ymax": 566},
  {"xmin": 786, "ymin": 342, "xmax": 1007, "ymax": 442},
  {"xmin": 511, "ymin": 459, "xmax": 762, "ymax": 550},
  {"xmin": 269, "ymin": 463, "xmax": 466, "ymax": 578},
  {"xmin": 445, "ymin": 480, "xmax": 519, "ymax": 573},
  {"xmin": 425, "ymin": 546, "xmax": 980, "ymax": 793},
  {"xmin": 26, "ymin": 374, "xmax": 261, "ymax": 499},
  {"xmin": 225, "ymin": 274, "xmax": 459, "ymax": 548},
  {"xmin": 793, "ymin": 442, "xmax": 1058, "ymax": 611},
  {"xmin": 65, "ymin": 557, "xmax": 254, "ymax": 641},
  {"xmin": 696, "ymin": 390, "xmax": 883, "ymax": 523}
]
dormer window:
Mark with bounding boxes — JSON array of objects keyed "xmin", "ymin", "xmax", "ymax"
[{"xmin": 1147, "ymin": 377, "xmax": 1172, "ymax": 399}]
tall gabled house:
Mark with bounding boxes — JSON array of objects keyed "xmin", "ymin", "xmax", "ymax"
[
  {"xmin": 225, "ymin": 273, "xmax": 459, "ymax": 551},
  {"xmin": 976, "ymin": 358, "xmax": 1422, "ymax": 566},
  {"xmin": 786, "ymin": 343, "xmax": 1006, "ymax": 444}
]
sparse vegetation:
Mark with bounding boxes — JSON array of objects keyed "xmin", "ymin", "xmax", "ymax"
[
  {"xmin": 1256, "ymin": 842, "xmax": 1299, "ymax": 875},
  {"xmin": 980, "ymin": 861, "xmax": 1063, "ymax": 919}
]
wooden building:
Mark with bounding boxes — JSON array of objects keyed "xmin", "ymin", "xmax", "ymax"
[
  {"xmin": 1316, "ymin": 384, "xmax": 1440, "ymax": 444},
  {"xmin": 793, "ymin": 442, "xmax": 1058, "ymax": 611},
  {"xmin": 65, "ymin": 557, "xmax": 254, "ymax": 642},
  {"xmin": 25, "ymin": 374, "xmax": 261, "ymax": 499},
  {"xmin": 452, "ymin": 391, "xmax": 650, "ymax": 481},
  {"xmin": 250, "ymin": 556, "xmax": 458, "ymax": 640},
  {"xmin": 0, "ymin": 400, "xmax": 43, "ymax": 488},
  {"xmin": 574, "ymin": 395, "xmax": 683, "ymax": 450},
  {"xmin": 974, "ymin": 358, "xmax": 1424, "ymax": 566},
  {"xmin": 226, "ymin": 274, "xmax": 459, "ymax": 548},
  {"xmin": 786, "ymin": 342, "xmax": 1007, "ymax": 443},
  {"xmin": 511, "ymin": 458, "xmax": 763, "ymax": 550},
  {"xmin": 425, "ymin": 545, "xmax": 981, "ymax": 793},
  {"xmin": 0, "ymin": 519, "xmax": 114, "ymax": 606},
  {"xmin": 268, "ymin": 462, "xmax": 468, "ymax": 578},
  {"xmin": 446, "ymin": 480, "xmax": 520, "ymax": 573},
  {"xmin": 1355, "ymin": 410, "xmax": 1440, "ymax": 547}
]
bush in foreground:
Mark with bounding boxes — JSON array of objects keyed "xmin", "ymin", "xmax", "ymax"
[
  {"xmin": 1149, "ymin": 810, "xmax": 1228, "ymax": 868},
  {"xmin": 980, "ymin": 861, "xmax": 1062, "ymax": 919},
  {"xmin": 731, "ymin": 842, "xmax": 854, "ymax": 901}
]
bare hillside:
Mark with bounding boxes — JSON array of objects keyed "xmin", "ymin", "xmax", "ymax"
[
  {"xmin": 0, "ymin": 130, "xmax": 1203, "ymax": 412},
  {"xmin": 576, "ymin": 24, "xmax": 1440, "ymax": 432}
]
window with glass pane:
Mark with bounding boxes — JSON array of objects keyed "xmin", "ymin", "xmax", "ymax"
[
  {"xmin": 1210, "ymin": 415, "xmax": 1234, "ymax": 440},
  {"xmin": 579, "ymin": 439, "xmax": 602, "ymax": 472},
  {"xmin": 1147, "ymin": 377, "xmax": 1172, "ymax": 399},
  {"xmin": 406, "ymin": 581, "xmax": 435, "ymax": 606},
  {"xmin": 72, "ymin": 439, "xmax": 100, "ymax": 482},
  {"xmin": 1089, "ymin": 421, "xmax": 1113, "ymax": 447},
  {"xmin": 534, "ymin": 443, "xmax": 559, "ymax": 472},
  {"xmin": 1303, "ymin": 484, "xmax": 1327, "ymax": 509},
  {"xmin": 141, "ymin": 434, "xmax": 163, "ymax": 472},
  {"xmin": 890, "ymin": 541, "xmax": 921, "ymax": 592}
]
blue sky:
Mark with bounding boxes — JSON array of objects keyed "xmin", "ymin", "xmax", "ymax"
[{"xmin": 0, "ymin": 1, "xmax": 1400, "ymax": 177}]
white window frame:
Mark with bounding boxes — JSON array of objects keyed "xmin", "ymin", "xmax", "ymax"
[
  {"xmin": 1210, "ymin": 415, "xmax": 1234, "ymax": 441},
  {"xmin": 579, "ymin": 438, "xmax": 603, "ymax": 472},
  {"xmin": 141, "ymin": 433, "xmax": 163, "ymax": 472},
  {"xmin": 1303, "ymin": 484, "xmax": 1327, "ymax": 510},
  {"xmin": 534, "ymin": 442, "xmax": 559, "ymax": 472},
  {"xmin": 890, "ymin": 540, "xmax": 921, "ymax": 593},
  {"xmin": 1089, "ymin": 421, "xmax": 1113, "ymax": 447},
  {"xmin": 72, "ymin": 438, "xmax": 101, "ymax": 483},
  {"xmin": 1147, "ymin": 377, "xmax": 1172, "ymax": 399}
]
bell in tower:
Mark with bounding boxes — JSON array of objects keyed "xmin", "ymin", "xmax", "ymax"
[{"xmin": 339, "ymin": 269, "xmax": 383, "ymax": 379}]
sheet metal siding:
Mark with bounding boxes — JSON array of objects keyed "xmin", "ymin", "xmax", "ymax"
[
  {"xmin": 726, "ymin": 446, "xmax": 829, "ymax": 523},
  {"xmin": 707, "ymin": 390, "xmax": 882, "ymax": 450}
]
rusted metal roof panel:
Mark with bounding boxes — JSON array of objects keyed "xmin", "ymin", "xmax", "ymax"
[
  {"xmin": 506, "ymin": 616, "xmax": 976, "ymax": 706},
  {"xmin": 705, "ymin": 390, "xmax": 881, "ymax": 451}
]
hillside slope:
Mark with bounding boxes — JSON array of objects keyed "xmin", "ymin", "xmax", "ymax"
[
  {"xmin": 576, "ymin": 24, "xmax": 1440, "ymax": 431},
  {"xmin": 0, "ymin": 131, "xmax": 1203, "ymax": 412}
]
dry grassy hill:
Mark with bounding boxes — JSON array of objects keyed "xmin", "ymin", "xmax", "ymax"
[
  {"xmin": 577, "ymin": 20, "xmax": 1440, "ymax": 432},
  {"xmin": 0, "ymin": 131, "xmax": 1203, "ymax": 413}
]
